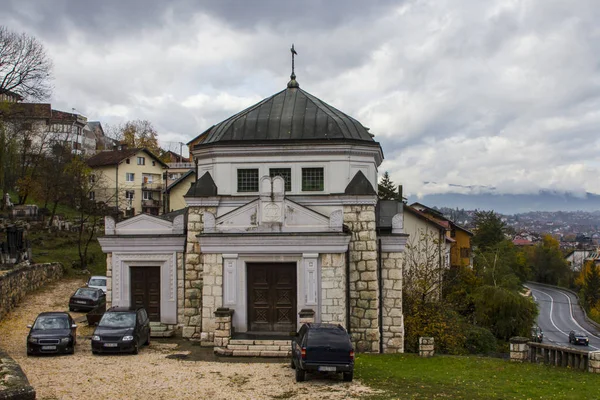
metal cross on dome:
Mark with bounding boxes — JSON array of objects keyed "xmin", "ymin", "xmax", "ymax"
[{"xmin": 288, "ymin": 44, "xmax": 299, "ymax": 88}]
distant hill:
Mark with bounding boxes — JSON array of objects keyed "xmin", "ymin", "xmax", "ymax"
[{"xmin": 406, "ymin": 190, "xmax": 600, "ymax": 215}]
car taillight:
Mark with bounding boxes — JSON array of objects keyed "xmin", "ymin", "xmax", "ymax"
[
  {"xmin": 350, "ymin": 350, "xmax": 354, "ymax": 360},
  {"xmin": 301, "ymin": 348, "xmax": 306, "ymax": 360}
]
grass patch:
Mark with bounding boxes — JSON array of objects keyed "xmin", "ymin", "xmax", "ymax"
[
  {"xmin": 29, "ymin": 229, "xmax": 106, "ymax": 277},
  {"xmin": 356, "ymin": 353, "xmax": 600, "ymax": 399}
]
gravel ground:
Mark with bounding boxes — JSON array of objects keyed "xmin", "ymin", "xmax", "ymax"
[{"xmin": 0, "ymin": 278, "xmax": 375, "ymax": 399}]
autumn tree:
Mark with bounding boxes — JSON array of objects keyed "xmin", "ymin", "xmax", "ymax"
[
  {"xmin": 108, "ymin": 120, "xmax": 162, "ymax": 156},
  {"xmin": 0, "ymin": 25, "xmax": 53, "ymax": 100},
  {"xmin": 378, "ymin": 171, "xmax": 399, "ymax": 200},
  {"xmin": 582, "ymin": 261, "xmax": 600, "ymax": 309},
  {"xmin": 530, "ymin": 235, "xmax": 570, "ymax": 286},
  {"xmin": 403, "ymin": 229, "xmax": 445, "ymax": 307}
]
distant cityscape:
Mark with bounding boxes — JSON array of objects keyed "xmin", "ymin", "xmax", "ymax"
[{"xmin": 437, "ymin": 207, "xmax": 600, "ymax": 248}]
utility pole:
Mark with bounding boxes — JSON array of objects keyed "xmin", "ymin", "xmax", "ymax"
[{"xmin": 179, "ymin": 142, "xmax": 184, "ymax": 163}]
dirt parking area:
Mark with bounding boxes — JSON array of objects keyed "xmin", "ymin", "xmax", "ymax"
[{"xmin": 0, "ymin": 278, "xmax": 374, "ymax": 399}]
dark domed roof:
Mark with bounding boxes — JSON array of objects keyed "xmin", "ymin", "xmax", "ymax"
[{"xmin": 199, "ymin": 87, "xmax": 376, "ymax": 144}]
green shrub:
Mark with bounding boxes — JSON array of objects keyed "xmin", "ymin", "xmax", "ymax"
[{"xmin": 464, "ymin": 325, "xmax": 497, "ymax": 354}]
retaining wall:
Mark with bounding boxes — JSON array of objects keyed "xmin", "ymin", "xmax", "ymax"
[
  {"xmin": 0, "ymin": 350, "xmax": 35, "ymax": 400},
  {"xmin": 0, "ymin": 262, "xmax": 63, "ymax": 322}
]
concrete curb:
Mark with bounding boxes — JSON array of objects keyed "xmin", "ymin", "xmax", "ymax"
[
  {"xmin": 0, "ymin": 350, "xmax": 35, "ymax": 400},
  {"xmin": 526, "ymin": 281, "xmax": 600, "ymax": 331}
]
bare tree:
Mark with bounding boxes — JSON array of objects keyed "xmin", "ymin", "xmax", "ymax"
[
  {"xmin": 403, "ymin": 229, "xmax": 446, "ymax": 305},
  {"xmin": 0, "ymin": 26, "xmax": 53, "ymax": 101}
]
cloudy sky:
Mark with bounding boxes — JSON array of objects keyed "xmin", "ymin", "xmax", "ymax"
[{"xmin": 2, "ymin": 0, "xmax": 600, "ymax": 197}]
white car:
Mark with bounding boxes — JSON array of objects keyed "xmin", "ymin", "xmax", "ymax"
[{"xmin": 87, "ymin": 276, "xmax": 107, "ymax": 294}]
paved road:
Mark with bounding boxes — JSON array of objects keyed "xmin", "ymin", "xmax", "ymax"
[{"xmin": 525, "ymin": 282, "xmax": 600, "ymax": 351}]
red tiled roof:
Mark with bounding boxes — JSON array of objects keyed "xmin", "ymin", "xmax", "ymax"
[
  {"xmin": 513, "ymin": 238, "xmax": 534, "ymax": 246},
  {"xmin": 87, "ymin": 148, "xmax": 169, "ymax": 168}
]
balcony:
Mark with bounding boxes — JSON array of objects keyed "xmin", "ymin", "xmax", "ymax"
[
  {"xmin": 167, "ymin": 162, "xmax": 194, "ymax": 169},
  {"xmin": 142, "ymin": 199, "xmax": 161, "ymax": 208},
  {"xmin": 141, "ymin": 182, "xmax": 163, "ymax": 191}
]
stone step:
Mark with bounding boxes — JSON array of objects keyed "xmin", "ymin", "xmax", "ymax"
[
  {"xmin": 229, "ymin": 339, "xmax": 291, "ymax": 346},
  {"xmin": 151, "ymin": 329, "xmax": 174, "ymax": 338},
  {"xmin": 215, "ymin": 347, "xmax": 291, "ymax": 358},
  {"xmin": 149, "ymin": 324, "xmax": 168, "ymax": 332}
]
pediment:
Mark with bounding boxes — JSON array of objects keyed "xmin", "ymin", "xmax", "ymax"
[
  {"xmin": 211, "ymin": 198, "xmax": 341, "ymax": 233},
  {"xmin": 114, "ymin": 214, "xmax": 177, "ymax": 235},
  {"xmin": 215, "ymin": 200, "xmax": 259, "ymax": 231}
]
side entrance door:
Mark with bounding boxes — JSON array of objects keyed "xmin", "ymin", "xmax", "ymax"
[
  {"xmin": 130, "ymin": 267, "xmax": 161, "ymax": 322},
  {"xmin": 247, "ymin": 263, "xmax": 297, "ymax": 332}
]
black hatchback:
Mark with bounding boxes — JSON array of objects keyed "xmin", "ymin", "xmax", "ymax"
[
  {"xmin": 27, "ymin": 312, "xmax": 77, "ymax": 355},
  {"xmin": 291, "ymin": 323, "xmax": 354, "ymax": 382},
  {"xmin": 91, "ymin": 306, "xmax": 151, "ymax": 354},
  {"xmin": 69, "ymin": 287, "xmax": 105, "ymax": 312}
]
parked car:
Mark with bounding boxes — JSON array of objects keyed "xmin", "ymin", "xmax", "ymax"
[
  {"xmin": 86, "ymin": 275, "xmax": 107, "ymax": 294},
  {"xmin": 26, "ymin": 312, "xmax": 77, "ymax": 356},
  {"xmin": 531, "ymin": 326, "xmax": 544, "ymax": 343},
  {"xmin": 569, "ymin": 330, "xmax": 589, "ymax": 346},
  {"xmin": 91, "ymin": 306, "xmax": 150, "ymax": 355},
  {"xmin": 69, "ymin": 287, "xmax": 105, "ymax": 312},
  {"xmin": 291, "ymin": 323, "xmax": 354, "ymax": 382}
]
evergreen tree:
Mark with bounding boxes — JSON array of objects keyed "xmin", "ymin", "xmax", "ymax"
[
  {"xmin": 378, "ymin": 171, "xmax": 399, "ymax": 200},
  {"xmin": 472, "ymin": 211, "xmax": 506, "ymax": 250}
]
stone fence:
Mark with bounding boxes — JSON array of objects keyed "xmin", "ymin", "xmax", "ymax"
[
  {"xmin": 0, "ymin": 262, "xmax": 63, "ymax": 322},
  {"xmin": 510, "ymin": 337, "xmax": 595, "ymax": 373},
  {"xmin": 0, "ymin": 350, "xmax": 35, "ymax": 400}
]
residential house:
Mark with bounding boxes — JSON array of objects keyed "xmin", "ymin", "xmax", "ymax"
[
  {"xmin": 163, "ymin": 170, "xmax": 195, "ymax": 213},
  {"xmin": 98, "ymin": 71, "xmax": 408, "ymax": 354},
  {"xmin": 410, "ymin": 202, "xmax": 473, "ymax": 268},
  {"xmin": 165, "ymin": 150, "xmax": 193, "ymax": 187},
  {"xmin": 87, "ymin": 148, "xmax": 168, "ymax": 216}
]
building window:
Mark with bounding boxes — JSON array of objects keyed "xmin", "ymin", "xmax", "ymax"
[
  {"xmin": 89, "ymin": 174, "xmax": 96, "ymax": 184},
  {"xmin": 460, "ymin": 248, "xmax": 471, "ymax": 258},
  {"xmin": 152, "ymin": 161, "xmax": 156, "ymax": 166},
  {"xmin": 126, "ymin": 173, "xmax": 135, "ymax": 182},
  {"xmin": 137, "ymin": 157, "xmax": 145, "ymax": 165},
  {"xmin": 125, "ymin": 190, "xmax": 134, "ymax": 200},
  {"xmin": 126, "ymin": 158, "xmax": 130, "ymax": 164},
  {"xmin": 302, "ymin": 168, "xmax": 324, "ymax": 191},
  {"xmin": 237, "ymin": 169, "xmax": 259, "ymax": 192},
  {"xmin": 269, "ymin": 168, "xmax": 292, "ymax": 191},
  {"xmin": 142, "ymin": 191, "xmax": 153, "ymax": 200},
  {"xmin": 89, "ymin": 191, "xmax": 95, "ymax": 201}
]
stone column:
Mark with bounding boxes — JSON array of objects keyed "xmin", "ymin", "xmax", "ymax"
[
  {"xmin": 419, "ymin": 337, "xmax": 435, "ymax": 357},
  {"xmin": 381, "ymin": 251, "xmax": 404, "ymax": 353},
  {"xmin": 344, "ymin": 204, "xmax": 379, "ymax": 353},
  {"xmin": 213, "ymin": 308, "xmax": 234, "ymax": 348},
  {"xmin": 299, "ymin": 309, "xmax": 315, "ymax": 325},
  {"xmin": 105, "ymin": 253, "xmax": 113, "ymax": 308},
  {"xmin": 589, "ymin": 351, "xmax": 600, "ymax": 373},
  {"xmin": 509, "ymin": 337, "xmax": 530, "ymax": 362}
]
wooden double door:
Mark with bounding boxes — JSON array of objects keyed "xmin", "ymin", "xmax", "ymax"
[
  {"xmin": 247, "ymin": 263, "xmax": 297, "ymax": 332},
  {"xmin": 130, "ymin": 267, "xmax": 161, "ymax": 322}
]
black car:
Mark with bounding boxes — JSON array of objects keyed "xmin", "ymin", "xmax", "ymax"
[
  {"xmin": 569, "ymin": 330, "xmax": 589, "ymax": 346},
  {"xmin": 69, "ymin": 287, "xmax": 106, "ymax": 312},
  {"xmin": 91, "ymin": 306, "xmax": 151, "ymax": 354},
  {"xmin": 531, "ymin": 326, "xmax": 544, "ymax": 343},
  {"xmin": 291, "ymin": 323, "xmax": 354, "ymax": 382},
  {"xmin": 27, "ymin": 312, "xmax": 77, "ymax": 355}
]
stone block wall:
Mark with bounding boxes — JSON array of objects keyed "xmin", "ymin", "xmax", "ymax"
[
  {"xmin": 589, "ymin": 351, "xmax": 600, "ymax": 373},
  {"xmin": 343, "ymin": 204, "xmax": 379, "ymax": 353},
  {"xmin": 381, "ymin": 251, "xmax": 404, "ymax": 353},
  {"xmin": 183, "ymin": 206, "xmax": 216, "ymax": 339},
  {"xmin": 509, "ymin": 337, "xmax": 530, "ymax": 362},
  {"xmin": 320, "ymin": 253, "xmax": 346, "ymax": 325},
  {"xmin": 200, "ymin": 253, "xmax": 223, "ymax": 344},
  {"xmin": 0, "ymin": 262, "xmax": 63, "ymax": 321},
  {"xmin": 176, "ymin": 252, "xmax": 185, "ymax": 327},
  {"xmin": 0, "ymin": 349, "xmax": 36, "ymax": 400}
]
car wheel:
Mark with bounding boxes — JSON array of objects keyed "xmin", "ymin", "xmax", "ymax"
[
  {"xmin": 132, "ymin": 342, "xmax": 139, "ymax": 355},
  {"xmin": 295, "ymin": 367, "xmax": 306, "ymax": 382},
  {"xmin": 144, "ymin": 336, "xmax": 150, "ymax": 346},
  {"xmin": 343, "ymin": 371, "xmax": 353, "ymax": 382},
  {"xmin": 290, "ymin": 358, "xmax": 296, "ymax": 369},
  {"xmin": 69, "ymin": 307, "xmax": 75, "ymax": 312},
  {"xmin": 92, "ymin": 350, "xmax": 98, "ymax": 355}
]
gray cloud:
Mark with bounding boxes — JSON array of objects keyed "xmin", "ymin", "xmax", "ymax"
[{"xmin": 2, "ymin": 0, "xmax": 600, "ymax": 195}]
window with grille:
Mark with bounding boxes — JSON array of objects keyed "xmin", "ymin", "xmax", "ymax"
[
  {"xmin": 269, "ymin": 168, "xmax": 292, "ymax": 191},
  {"xmin": 125, "ymin": 190, "xmax": 134, "ymax": 199},
  {"xmin": 237, "ymin": 169, "xmax": 259, "ymax": 192},
  {"xmin": 125, "ymin": 173, "xmax": 135, "ymax": 182},
  {"xmin": 137, "ymin": 157, "xmax": 145, "ymax": 165},
  {"xmin": 302, "ymin": 168, "xmax": 324, "ymax": 191}
]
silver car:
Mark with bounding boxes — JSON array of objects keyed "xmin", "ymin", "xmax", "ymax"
[{"xmin": 87, "ymin": 275, "xmax": 107, "ymax": 294}]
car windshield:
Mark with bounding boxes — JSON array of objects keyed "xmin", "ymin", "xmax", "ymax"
[
  {"xmin": 574, "ymin": 332, "xmax": 586, "ymax": 337},
  {"xmin": 33, "ymin": 316, "xmax": 69, "ymax": 330},
  {"xmin": 98, "ymin": 312, "xmax": 135, "ymax": 328},
  {"xmin": 75, "ymin": 288, "xmax": 99, "ymax": 299},
  {"xmin": 307, "ymin": 328, "xmax": 349, "ymax": 346},
  {"xmin": 89, "ymin": 278, "xmax": 106, "ymax": 286}
]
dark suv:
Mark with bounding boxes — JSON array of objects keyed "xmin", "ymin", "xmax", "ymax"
[
  {"xmin": 91, "ymin": 306, "xmax": 151, "ymax": 354},
  {"xmin": 291, "ymin": 323, "xmax": 354, "ymax": 382}
]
